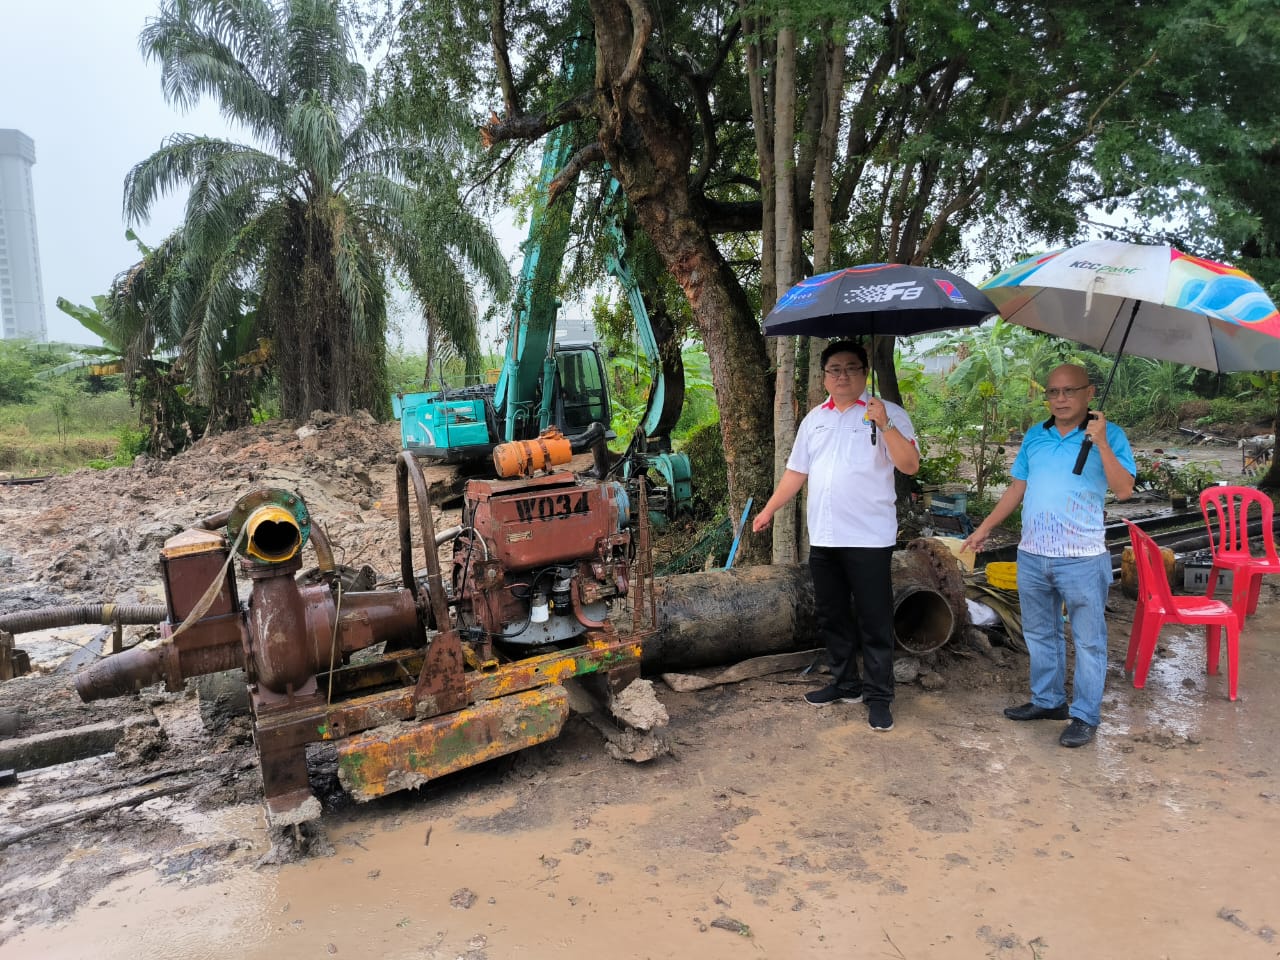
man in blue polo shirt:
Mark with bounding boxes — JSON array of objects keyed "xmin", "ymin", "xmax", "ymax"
[
  {"xmin": 753, "ymin": 340, "xmax": 920, "ymax": 732},
  {"xmin": 963, "ymin": 363, "xmax": 1135, "ymax": 748}
]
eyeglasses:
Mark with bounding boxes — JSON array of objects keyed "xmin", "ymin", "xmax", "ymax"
[
  {"xmin": 824, "ymin": 365, "xmax": 866, "ymax": 378},
  {"xmin": 1044, "ymin": 385, "xmax": 1091, "ymax": 399}
]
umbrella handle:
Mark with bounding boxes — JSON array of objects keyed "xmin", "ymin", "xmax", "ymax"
[
  {"xmin": 1072, "ymin": 412, "xmax": 1098, "ymax": 475},
  {"xmin": 1072, "ymin": 438, "xmax": 1092, "ymax": 475}
]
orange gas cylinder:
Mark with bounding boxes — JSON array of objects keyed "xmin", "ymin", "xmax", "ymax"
[{"xmin": 492, "ymin": 427, "xmax": 574, "ymax": 478}]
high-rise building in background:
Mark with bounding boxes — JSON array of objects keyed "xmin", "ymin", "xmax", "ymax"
[{"xmin": 0, "ymin": 129, "xmax": 47, "ymax": 341}]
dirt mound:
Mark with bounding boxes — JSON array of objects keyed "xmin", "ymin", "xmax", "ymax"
[{"xmin": 0, "ymin": 412, "xmax": 406, "ymax": 604}]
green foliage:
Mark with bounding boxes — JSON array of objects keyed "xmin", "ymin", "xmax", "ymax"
[
  {"xmin": 1093, "ymin": 0, "xmax": 1280, "ymax": 270},
  {"xmin": 1133, "ymin": 453, "xmax": 1222, "ymax": 497},
  {"xmin": 1097, "ymin": 358, "xmax": 1196, "ymax": 430},
  {"xmin": 125, "ymin": 0, "xmax": 508, "ymax": 422},
  {"xmin": 679, "ymin": 419, "xmax": 729, "ymax": 513},
  {"xmin": 915, "ymin": 438, "xmax": 965, "ymax": 487},
  {"xmin": 55, "ymin": 294, "xmax": 116, "ymax": 346},
  {"xmin": 88, "ymin": 425, "xmax": 149, "ymax": 469},
  {"xmin": 605, "ymin": 348, "xmax": 652, "ymax": 449},
  {"xmin": 0, "ymin": 340, "xmax": 81, "ymax": 404},
  {"xmin": 905, "ymin": 320, "xmax": 1062, "ymax": 490},
  {"xmin": 1203, "ymin": 392, "xmax": 1271, "ymax": 427},
  {"xmin": 0, "ymin": 342, "xmax": 37, "ymax": 406},
  {"xmin": 0, "ymin": 385, "xmax": 139, "ymax": 474},
  {"xmin": 606, "ymin": 342, "xmax": 717, "ymax": 451}
]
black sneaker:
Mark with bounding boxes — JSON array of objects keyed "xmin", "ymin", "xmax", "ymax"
[
  {"xmin": 868, "ymin": 702, "xmax": 894, "ymax": 731},
  {"xmin": 1003, "ymin": 701, "xmax": 1070, "ymax": 721},
  {"xmin": 804, "ymin": 684, "xmax": 863, "ymax": 706},
  {"xmin": 1059, "ymin": 718, "xmax": 1097, "ymax": 748}
]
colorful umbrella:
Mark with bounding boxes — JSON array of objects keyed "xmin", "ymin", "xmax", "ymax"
[
  {"xmin": 983, "ymin": 240, "xmax": 1280, "ymax": 372},
  {"xmin": 982, "ymin": 239, "xmax": 1280, "ymax": 471},
  {"xmin": 763, "ymin": 263, "xmax": 997, "ymax": 339}
]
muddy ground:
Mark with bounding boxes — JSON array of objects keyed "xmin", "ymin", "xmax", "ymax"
[{"xmin": 1, "ymin": 416, "xmax": 1278, "ymax": 959}]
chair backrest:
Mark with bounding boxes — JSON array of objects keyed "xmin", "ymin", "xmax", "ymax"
[
  {"xmin": 1124, "ymin": 519, "xmax": 1174, "ymax": 609},
  {"xmin": 1200, "ymin": 485, "xmax": 1278, "ymax": 562}
]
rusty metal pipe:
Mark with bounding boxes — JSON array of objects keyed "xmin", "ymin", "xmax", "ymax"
[
  {"xmin": 309, "ymin": 522, "xmax": 337, "ymax": 573},
  {"xmin": 247, "ymin": 563, "xmax": 313, "ymax": 694},
  {"xmin": 0, "ymin": 604, "xmax": 168, "ymax": 636},
  {"xmin": 636, "ymin": 565, "xmax": 816, "ymax": 670},
  {"xmin": 74, "ymin": 643, "xmax": 167, "ymax": 701},
  {"xmin": 196, "ymin": 508, "xmax": 233, "ymax": 531},
  {"xmin": 630, "ymin": 557, "xmax": 965, "ymax": 671},
  {"xmin": 334, "ymin": 589, "xmax": 421, "ymax": 653},
  {"xmin": 891, "ymin": 585, "xmax": 955, "ymax": 655},
  {"xmin": 72, "ymin": 640, "xmax": 229, "ymax": 706},
  {"xmin": 76, "ymin": 617, "xmax": 246, "ymax": 701}
]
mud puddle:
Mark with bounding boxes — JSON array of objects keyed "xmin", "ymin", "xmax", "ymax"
[{"xmin": 5, "ymin": 593, "xmax": 1280, "ymax": 959}]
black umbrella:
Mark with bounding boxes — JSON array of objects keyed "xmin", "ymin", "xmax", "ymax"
[
  {"xmin": 764, "ymin": 263, "xmax": 996, "ymax": 442},
  {"xmin": 763, "ymin": 263, "xmax": 997, "ymax": 338}
]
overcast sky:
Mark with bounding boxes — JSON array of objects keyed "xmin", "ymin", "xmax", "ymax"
[
  {"xmin": 1, "ymin": 1, "xmax": 243, "ymax": 345},
  {"xmin": 0, "ymin": 0, "xmax": 535, "ymax": 353}
]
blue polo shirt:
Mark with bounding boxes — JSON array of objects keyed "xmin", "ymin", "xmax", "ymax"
[{"xmin": 1012, "ymin": 417, "xmax": 1136, "ymax": 558}]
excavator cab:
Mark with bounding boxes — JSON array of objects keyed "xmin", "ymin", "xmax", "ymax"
[{"xmin": 554, "ymin": 344, "xmax": 612, "ymax": 436}]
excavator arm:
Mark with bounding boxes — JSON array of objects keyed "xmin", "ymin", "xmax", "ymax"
[
  {"xmin": 493, "ymin": 122, "xmax": 577, "ymax": 442},
  {"xmin": 602, "ymin": 180, "xmax": 692, "ymax": 513}
]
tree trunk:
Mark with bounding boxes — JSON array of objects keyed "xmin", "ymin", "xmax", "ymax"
[
  {"xmin": 806, "ymin": 30, "xmax": 845, "ymax": 412},
  {"xmin": 590, "ymin": 0, "xmax": 774, "ymax": 565},
  {"xmin": 770, "ymin": 22, "xmax": 799, "ymax": 564},
  {"xmin": 424, "ymin": 316, "xmax": 437, "ymax": 388},
  {"xmin": 742, "ymin": 8, "xmax": 776, "ymax": 315}
]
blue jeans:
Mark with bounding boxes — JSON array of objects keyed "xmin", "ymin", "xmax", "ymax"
[{"xmin": 1016, "ymin": 549, "xmax": 1113, "ymax": 727}]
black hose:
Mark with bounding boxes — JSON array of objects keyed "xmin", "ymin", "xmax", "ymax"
[{"xmin": 0, "ymin": 604, "xmax": 167, "ymax": 636}]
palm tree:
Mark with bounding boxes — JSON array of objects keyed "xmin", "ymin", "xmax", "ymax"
[{"xmin": 124, "ymin": 0, "xmax": 509, "ymax": 420}]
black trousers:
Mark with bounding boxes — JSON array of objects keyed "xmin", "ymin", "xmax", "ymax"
[{"xmin": 809, "ymin": 545, "xmax": 896, "ymax": 705}]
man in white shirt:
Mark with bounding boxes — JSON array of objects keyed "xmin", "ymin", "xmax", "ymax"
[{"xmin": 753, "ymin": 341, "xmax": 920, "ymax": 731}]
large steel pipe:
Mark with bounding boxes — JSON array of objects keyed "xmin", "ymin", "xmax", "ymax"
[
  {"xmin": 75, "ymin": 637, "xmax": 242, "ymax": 701},
  {"xmin": 892, "ymin": 585, "xmax": 956, "ymax": 655},
  {"xmin": 629, "ymin": 556, "xmax": 964, "ymax": 671},
  {"xmin": 636, "ymin": 565, "xmax": 816, "ymax": 670}
]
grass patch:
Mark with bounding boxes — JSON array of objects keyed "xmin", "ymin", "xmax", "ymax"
[{"xmin": 0, "ymin": 391, "xmax": 140, "ymax": 475}]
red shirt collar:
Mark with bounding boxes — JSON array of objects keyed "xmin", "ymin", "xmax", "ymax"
[{"xmin": 821, "ymin": 394, "xmax": 868, "ymax": 411}]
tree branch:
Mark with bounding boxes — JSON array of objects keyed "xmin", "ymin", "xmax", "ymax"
[
  {"xmin": 619, "ymin": 0, "xmax": 654, "ymax": 88},
  {"xmin": 480, "ymin": 91, "xmax": 596, "ymax": 147},
  {"xmin": 489, "ymin": 0, "xmax": 520, "ymax": 118},
  {"xmin": 548, "ymin": 143, "xmax": 605, "ymax": 202}
]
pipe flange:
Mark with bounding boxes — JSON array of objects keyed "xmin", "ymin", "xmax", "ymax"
[{"xmin": 227, "ymin": 488, "xmax": 312, "ymax": 564}]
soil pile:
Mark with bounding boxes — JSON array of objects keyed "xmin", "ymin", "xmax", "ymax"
[{"xmin": 0, "ymin": 412, "xmax": 407, "ymax": 607}]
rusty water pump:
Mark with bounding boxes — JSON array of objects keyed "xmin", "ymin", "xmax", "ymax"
[{"xmin": 75, "ymin": 452, "xmax": 652, "ymax": 826}]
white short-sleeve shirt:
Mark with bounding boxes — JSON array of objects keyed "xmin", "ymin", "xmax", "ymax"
[{"xmin": 786, "ymin": 393, "xmax": 916, "ymax": 548}]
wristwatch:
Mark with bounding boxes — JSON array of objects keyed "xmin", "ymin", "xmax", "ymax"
[{"xmin": 883, "ymin": 418, "xmax": 898, "ymax": 432}]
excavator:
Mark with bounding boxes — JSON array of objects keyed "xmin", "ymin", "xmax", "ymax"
[{"xmin": 392, "ymin": 132, "xmax": 692, "ymax": 517}]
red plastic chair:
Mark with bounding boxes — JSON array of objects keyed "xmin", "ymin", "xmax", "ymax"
[
  {"xmin": 1200, "ymin": 485, "xmax": 1280, "ymax": 625},
  {"xmin": 1123, "ymin": 520, "xmax": 1240, "ymax": 700}
]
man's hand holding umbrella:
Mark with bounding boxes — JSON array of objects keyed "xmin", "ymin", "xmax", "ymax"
[
  {"xmin": 863, "ymin": 395, "xmax": 921, "ymax": 474},
  {"xmin": 1081, "ymin": 407, "xmax": 1136, "ymax": 501}
]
